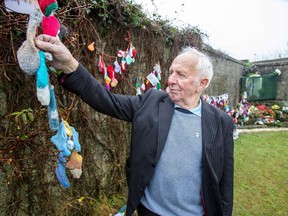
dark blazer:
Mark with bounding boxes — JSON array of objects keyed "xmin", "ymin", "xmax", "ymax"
[{"xmin": 62, "ymin": 64, "xmax": 234, "ymax": 216}]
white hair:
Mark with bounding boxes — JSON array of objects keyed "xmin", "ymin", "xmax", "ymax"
[{"xmin": 178, "ymin": 47, "xmax": 213, "ymax": 88}]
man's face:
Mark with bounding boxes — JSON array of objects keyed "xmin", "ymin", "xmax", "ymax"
[{"xmin": 168, "ymin": 54, "xmax": 206, "ymax": 108}]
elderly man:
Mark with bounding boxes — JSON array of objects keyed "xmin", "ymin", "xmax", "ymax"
[{"xmin": 35, "ymin": 34, "xmax": 234, "ymax": 216}]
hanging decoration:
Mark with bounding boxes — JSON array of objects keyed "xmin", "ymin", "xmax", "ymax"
[
  {"xmin": 117, "ymin": 31, "xmax": 137, "ymax": 73},
  {"xmin": 87, "ymin": 31, "xmax": 137, "ymax": 91},
  {"xmin": 134, "ymin": 62, "xmax": 162, "ymax": 95},
  {"xmin": 10, "ymin": 0, "xmax": 83, "ymax": 188},
  {"xmin": 51, "ymin": 120, "xmax": 82, "ymax": 187}
]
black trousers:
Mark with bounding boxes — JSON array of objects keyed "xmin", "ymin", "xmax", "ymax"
[
  {"xmin": 137, "ymin": 203, "xmax": 160, "ymax": 216},
  {"xmin": 137, "ymin": 203, "xmax": 206, "ymax": 216}
]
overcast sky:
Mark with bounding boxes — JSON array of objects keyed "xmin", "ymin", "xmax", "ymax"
[{"xmin": 133, "ymin": 0, "xmax": 288, "ymax": 61}]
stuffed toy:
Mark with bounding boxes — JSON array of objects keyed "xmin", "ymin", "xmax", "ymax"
[
  {"xmin": 51, "ymin": 120, "xmax": 83, "ymax": 187},
  {"xmin": 17, "ymin": 8, "xmax": 43, "ymax": 75},
  {"xmin": 11, "ymin": 0, "xmax": 82, "ymax": 188},
  {"xmin": 51, "ymin": 120, "xmax": 81, "ymax": 157},
  {"xmin": 17, "ymin": 0, "xmax": 61, "ymax": 105},
  {"xmin": 29, "ymin": 0, "xmax": 59, "ymax": 106},
  {"xmin": 42, "ymin": 15, "xmax": 60, "ymax": 36}
]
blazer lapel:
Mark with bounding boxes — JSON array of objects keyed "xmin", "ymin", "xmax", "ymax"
[
  {"xmin": 155, "ymin": 97, "xmax": 174, "ymax": 162},
  {"xmin": 201, "ymin": 101, "xmax": 220, "ymax": 152}
]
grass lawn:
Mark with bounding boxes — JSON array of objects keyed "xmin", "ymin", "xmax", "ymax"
[{"xmin": 234, "ymin": 131, "xmax": 288, "ymax": 215}]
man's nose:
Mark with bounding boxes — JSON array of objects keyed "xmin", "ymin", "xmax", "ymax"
[{"xmin": 168, "ymin": 74, "xmax": 176, "ymax": 85}]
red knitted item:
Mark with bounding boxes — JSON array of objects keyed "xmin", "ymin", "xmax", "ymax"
[
  {"xmin": 42, "ymin": 15, "xmax": 60, "ymax": 37},
  {"xmin": 38, "ymin": 0, "xmax": 57, "ymax": 14}
]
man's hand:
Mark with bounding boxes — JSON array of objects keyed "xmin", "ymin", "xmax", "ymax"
[{"xmin": 35, "ymin": 34, "xmax": 79, "ymax": 74}]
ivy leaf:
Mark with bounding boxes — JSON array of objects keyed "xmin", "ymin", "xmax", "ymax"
[
  {"xmin": 28, "ymin": 112, "xmax": 34, "ymax": 122},
  {"xmin": 21, "ymin": 113, "xmax": 28, "ymax": 125}
]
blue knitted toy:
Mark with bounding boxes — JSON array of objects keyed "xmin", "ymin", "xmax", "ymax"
[
  {"xmin": 55, "ymin": 152, "xmax": 70, "ymax": 188},
  {"xmin": 51, "ymin": 120, "xmax": 82, "ymax": 187},
  {"xmin": 51, "ymin": 120, "xmax": 81, "ymax": 157}
]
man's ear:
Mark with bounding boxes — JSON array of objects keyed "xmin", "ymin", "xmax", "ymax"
[{"xmin": 197, "ymin": 77, "xmax": 209, "ymax": 92}]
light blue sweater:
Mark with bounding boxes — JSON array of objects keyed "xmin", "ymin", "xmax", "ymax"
[{"xmin": 141, "ymin": 105, "xmax": 204, "ymax": 215}]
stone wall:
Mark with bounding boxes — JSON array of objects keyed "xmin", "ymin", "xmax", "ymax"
[{"xmin": 204, "ymin": 47, "xmax": 245, "ymax": 106}]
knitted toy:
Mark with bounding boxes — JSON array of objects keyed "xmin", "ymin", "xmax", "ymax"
[
  {"xmin": 55, "ymin": 150, "xmax": 83, "ymax": 188},
  {"xmin": 132, "ymin": 63, "xmax": 162, "ymax": 95},
  {"xmin": 153, "ymin": 63, "xmax": 162, "ymax": 90},
  {"xmin": 38, "ymin": 0, "xmax": 60, "ymax": 36},
  {"xmin": 42, "ymin": 15, "xmax": 60, "ymax": 36},
  {"xmin": 39, "ymin": 0, "xmax": 84, "ymax": 187},
  {"xmin": 135, "ymin": 77, "xmax": 142, "ymax": 95},
  {"xmin": 98, "ymin": 54, "xmax": 105, "ymax": 75},
  {"xmin": 66, "ymin": 150, "xmax": 83, "ymax": 179},
  {"xmin": 55, "ymin": 152, "xmax": 70, "ymax": 188},
  {"xmin": 51, "ymin": 120, "xmax": 83, "ymax": 187},
  {"xmin": 38, "ymin": 0, "xmax": 58, "ymax": 16},
  {"xmin": 114, "ymin": 60, "xmax": 121, "ymax": 73},
  {"xmin": 17, "ymin": 8, "xmax": 43, "ymax": 75},
  {"xmin": 17, "ymin": 1, "xmax": 60, "ymax": 105},
  {"xmin": 104, "ymin": 66, "xmax": 111, "ymax": 91},
  {"xmin": 107, "ymin": 64, "xmax": 118, "ymax": 87},
  {"xmin": 48, "ymin": 84, "xmax": 59, "ymax": 131},
  {"xmin": 117, "ymin": 43, "xmax": 136, "ymax": 73},
  {"xmin": 51, "ymin": 120, "xmax": 81, "ymax": 157},
  {"xmin": 87, "ymin": 42, "xmax": 95, "ymax": 52},
  {"xmin": 98, "ymin": 54, "xmax": 114, "ymax": 90},
  {"xmin": 11, "ymin": 0, "xmax": 82, "ymax": 188},
  {"xmin": 36, "ymin": 50, "xmax": 50, "ymax": 105},
  {"xmin": 36, "ymin": 0, "xmax": 60, "ymax": 105}
]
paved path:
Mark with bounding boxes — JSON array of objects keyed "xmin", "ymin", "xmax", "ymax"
[{"xmin": 237, "ymin": 127, "xmax": 288, "ymax": 134}]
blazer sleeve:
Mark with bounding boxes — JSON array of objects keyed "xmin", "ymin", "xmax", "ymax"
[
  {"xmin": 58, "ymin": 64, "xmax": 168, "ymax": 122},
  {"xmin": 59, "ymin": 64, "xmax": 148, "ymax": 122},
  {"xmin": 220, "ymin": 118, "xmax": 234, "ymax": 216}
]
